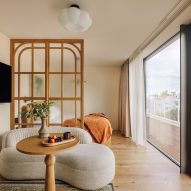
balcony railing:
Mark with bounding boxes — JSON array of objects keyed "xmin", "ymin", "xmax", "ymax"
[
  {"xmin": 146, "ymin": 113, "xmax": 180, "ymax": 127},
  {"xmin": 146, "ymin": 114, "xmax": 180, "ymax": 163},
  {"xmin": 147, "ymin": 100, "xmax": 180, "ymax": 123}
]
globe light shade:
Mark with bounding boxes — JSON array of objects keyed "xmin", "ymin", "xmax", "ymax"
[{"xmin": 58, "ymin": 5, "xmax": 92, "ymax": 33}]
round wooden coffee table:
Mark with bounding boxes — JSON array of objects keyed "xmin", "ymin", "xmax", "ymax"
[{"xmin": 16, "ymin": 134, "xmax": 79, "ymax": 191}]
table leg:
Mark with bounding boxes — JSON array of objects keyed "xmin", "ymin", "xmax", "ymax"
[{"xmin": 45, "ymin": 154, "xmax": 56, "ymax": 191}]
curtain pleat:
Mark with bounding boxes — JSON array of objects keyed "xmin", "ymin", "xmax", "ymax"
[
  {"xmin": 118, "ymin": 60, "xmax": 131, "ymax": 137},
  {"xmin": 129, "ymin": 55, "xmax": 146, "ymax": 145},
  {"xmin": 180, "ymin": 24, "xmax": 191, "ymax": 174}
]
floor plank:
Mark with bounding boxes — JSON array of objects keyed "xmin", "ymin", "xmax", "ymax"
[{"xmin": 111, "ymin": 131, "xmax": 191, "ymax": 191}]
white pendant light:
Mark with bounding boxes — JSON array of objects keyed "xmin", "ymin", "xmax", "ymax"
[{"xmin": 58, "ymin": 4, "xmax": 92, "ymax": 33}]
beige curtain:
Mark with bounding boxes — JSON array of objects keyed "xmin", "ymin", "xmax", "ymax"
[
  {"xmin": 129, "ymin": 55, "xmax": 146, "ymax": 145},
  {"xmin": 118, "ymin": 60, "xmax": 131, "ymax": 137}
]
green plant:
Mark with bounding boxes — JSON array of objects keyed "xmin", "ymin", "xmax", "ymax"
[{"xmin": 21, "ymin": 101, "xmax": 53, "ymax": 120}]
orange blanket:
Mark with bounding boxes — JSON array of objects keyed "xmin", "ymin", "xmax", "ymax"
[{"xmin": 63, "ymin": 113, "xmax": 112, "ymax": 144}]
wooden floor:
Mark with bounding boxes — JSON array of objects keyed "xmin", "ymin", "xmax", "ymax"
[{"xmin": 112, "ymin": 131, "xmax": 191, "ymax": 191}]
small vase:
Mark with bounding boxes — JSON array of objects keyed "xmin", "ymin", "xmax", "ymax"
[{"xmin": 38, "ymin": 118, "xmax": 50, "ymax": 138}]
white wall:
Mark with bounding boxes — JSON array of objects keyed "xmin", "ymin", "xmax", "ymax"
[
  {"xmin": 0, "ymin": 32, "xmax": 10, "ymax": 148},
  {"xmin": 84, "ymin": 66, "xmax": 120, "ymax": 130}
]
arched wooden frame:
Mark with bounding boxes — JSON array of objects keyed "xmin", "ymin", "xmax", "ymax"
[{"xmin": 10, "ymin": 39, "xmax": 84, "ymax": 129}]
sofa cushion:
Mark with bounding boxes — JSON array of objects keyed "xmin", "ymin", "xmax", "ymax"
[
  {"xmin": 0, "ymin": 148, "xmax": 45, "ymax": 179},
  {"xmin": 56, "ymin": 143, "xmax": 114, "ymax": 170},
  {"xmin": 55, "ymin": 143, "xmax": 115, "ymax": 190}
]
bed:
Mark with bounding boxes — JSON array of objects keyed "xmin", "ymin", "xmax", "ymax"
[{"xmin": 63, "ymin": 113, "xmax": 112, "ymax": 146}]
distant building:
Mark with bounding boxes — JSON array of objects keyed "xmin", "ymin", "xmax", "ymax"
[{"xmin": 147, "ymin": 90, "xmax": 180, "ymax": 121}]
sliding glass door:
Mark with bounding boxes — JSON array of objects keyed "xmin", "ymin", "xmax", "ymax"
[{"xmin": 144, "ymin": 34, "xmax": 180, "ymax": 164}]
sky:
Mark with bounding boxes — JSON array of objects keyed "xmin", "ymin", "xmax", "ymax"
[{"xmin": 145, "ymin": 37, "xmax": 180, "ymax": 95}]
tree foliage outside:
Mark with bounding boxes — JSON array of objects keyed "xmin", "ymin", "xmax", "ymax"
[{"xmin": 165, "ymin": 108, "xmax": 178, "ymax": 121}]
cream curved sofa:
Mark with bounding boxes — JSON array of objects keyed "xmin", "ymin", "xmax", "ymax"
[{"xmin": 0, "ymin": 127, "xmax": 115, "ymax": 190}]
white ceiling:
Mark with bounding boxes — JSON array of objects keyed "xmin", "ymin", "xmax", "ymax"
[{"xmin": 0, "ymin": 0, "xmax": 179, "ymax": 66}]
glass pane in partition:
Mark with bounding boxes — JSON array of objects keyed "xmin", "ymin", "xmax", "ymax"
[
  {"xmin": 14, "ymin": 43, "xmax": 32, "ymax": 73},
  {"xmin": 15, "ymin": 100, "xmax": 41, "ymax": 128},
  {"xmin": 14, "ymin": 55, "xmax": 18, "ymax": 73},
  {"xmin": 20, "ymin": 48, "xmax": 32, "ymax": 72},
  {"xmin": 34, "ymin": 74, "xmax": 45, "ymax": 97},
  {"xmin": 20, "ymin": 74, "xmax": 32, "ymax": 97},
  {"xmin": 76, "ymin": 101, "xmax": 81, "ymax": 119},
  {"xmin": 20, "ymin": 100, "xmax": 33, "ymax": 128},
  {"xmin": 49, "ymin": 101, "xmax": 61, "ymax": 124},
  {"xmin": 34, "ymin": 49, "xmax": 45, "ymax": 72},
  {"xmin": 144, "ymin": 36, "xmax": 180, "ymax": 163},
  {"xmin": 64, "ymin": 49, "xmax": 75, "ymax": 72},
  {"xmin": 49, "ymin": 74, "xmax": 61, "ymax": 97},
  {"xmin": 14, "ymin": 100, "xmax": 24, "ymax": 129},
  {"xmin": 76, "ymin": 74, "xmax": 81, "ymax": 98},
  {"xmin": 22, "ymin": 100, "xmax": 47, "ymax": 127},
  {"xmin": 49, "ymin": 43, "xmax": 61, "ymax": 48},
  {"xmin": 49, "ymin": 49, "xmax": 61, "ymax": 72},
  {"xmin": 63, "ymin": 43, "xmax": 81, "ymax": 73},
  {"xmin": 63, "ymin": 101, "xmax": 75, "ymax": 121},
  {"xmin": 76, "ymin": 57, "xmax": 81, "ymax": 73},
  {"xmin": 33, "ymin": 43, "xmax": 45, "ymax": 47},
  {"xmin": 63, "ymin": 75, "xmax": 75, "ymax": 97},
  {"xmin": 14, "ymin": 74, "xmax": 18, "ymax": 97},
  {"xmin": 14, "ymin": 100, "xmax": 19, "ymax": 121}
]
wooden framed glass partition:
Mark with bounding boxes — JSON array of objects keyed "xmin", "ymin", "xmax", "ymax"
[{"xmin": 10, "ymin": 39, "xmax": 84, "ymax": 129}]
